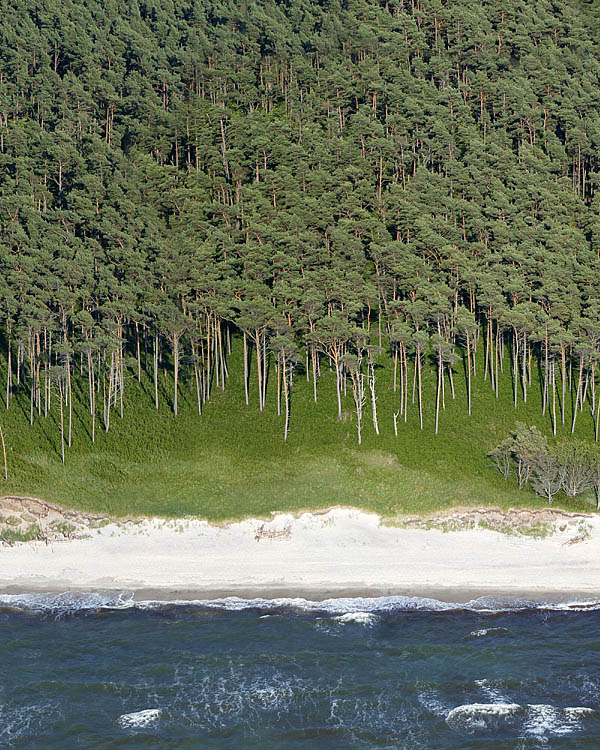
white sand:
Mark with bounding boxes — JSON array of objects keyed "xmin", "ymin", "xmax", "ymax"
[{"xmin": 1, "ymin": 508, "xmax": 599, "ymax": 602}]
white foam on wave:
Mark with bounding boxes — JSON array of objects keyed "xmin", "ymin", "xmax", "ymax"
[
  {"xmin": 249, "ymin": 685, "xmax": 295, "ymax": 710},
  {"xmin": 446, "ymin": 701, "xmax": 598, "ymax": 737},
  {"xmin": 0, "ymin": 591, "xmax": 134, "ymax": 615},
  {"xmin": 334, "ymin": 612, "xmax": 379, "ymax": 625},
  {"xmin": 447, "ymin": 702, "xmax": 521, "ymax": 722},
  {"xmin": 474, "ymin": 679, "xmax": 509, "ymax": 703},
  {"xmin": 417, "ymin": 688, "xmax": 451, "ymax": 718},
  {"xmin": 164, "ymin": 594, "xmax": 456, "ymax": 614},
  {"xmin": 523, "ymin": 704, "xmax": 596, "ymax": 737},
  {"xmin": 566, "ymin": 707, "xmax": 597, "ymax": 716},
  {"xmin": 118, "ymin": 708, "xmax": 162, "ymax": 729},
  {"xmin": 3, "ymin": 591, "xmax": 600, "ymax": 616},
  {"xmin": 0, "ymin": 701, "xmax": 61, "ymax": 743},
  {"xmin": 543, "ymin": 600, "xmax": 600, "ymax": 612},
  {"xmin": 468, "ymin": 627, "xmax": 510, "ymax": 638},
  {"xmin": 139, "ymin": 593, "xmax": 600, "ymax": 615},
  {"xmin": 169, "ymin": 666, "xmax": 309, "ymax": 728}
]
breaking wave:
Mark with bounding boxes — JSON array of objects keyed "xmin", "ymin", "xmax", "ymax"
[
  {"xmin": 118, "ymin": 708, "xmax": 162, "ymax": 730},
  {"xmin": 2, "ymin": 591, "xmax": 600, "ymax": 616},
  {"xmin": 446, "ymin": 701, "xmax": 599, "ymax": 737},
  {"xmin": 333, "ymin": 612, "xmax": 380, "ymax": 625}
]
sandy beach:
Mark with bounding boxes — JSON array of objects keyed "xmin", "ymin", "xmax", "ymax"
[{"xmin": 1, "ymin": 504, "xmax": 600, "ymax": 602}]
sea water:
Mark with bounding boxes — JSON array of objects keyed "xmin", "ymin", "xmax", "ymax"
[{"xmin": 1, "ymin": 594, "xmax": 600, "ymax": 748}]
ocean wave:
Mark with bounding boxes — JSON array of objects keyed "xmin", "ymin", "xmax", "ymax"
[
  {"xmin": 446, "ymin": 702, "xmax": 599, "ymax": 737},
  {"xmin": 468, "ymin": 627, "xmax": 511, "ymax": 638},
  {"xmin": 118, "ymin": 708, "xmax": 162, "ymax": 729},
  {"xmin": 446, "ymin": 702, "xmax": 522, "ymax": 732},
  {"xmin": 0, "ymin": 701, "xmax": 61, "ymax": 745},
  {"xmin": 0, "ymin": 591, "xmax": 135, "ymax": 616},
  {"xmin": 474, "ymin": 679, "xmax": 510, "ymax": 704},
  {"xmin": 333, "ymin": 612, "xmax": 380, "ymax": 625},
  {"xmin": 2, "ymin": 591, "xmax": 600, "ymax": 616},
  {"xmin": 168, "ymin": 668, "xmax": 312, "ymax": 729}
]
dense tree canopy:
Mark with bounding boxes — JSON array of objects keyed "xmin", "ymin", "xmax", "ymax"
[{"xmin": 2, "ymin": 0, "xmax": 600, "ymax": 454}]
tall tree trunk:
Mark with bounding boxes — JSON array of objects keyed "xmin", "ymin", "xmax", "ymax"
[
  {"xmin": 403, "ymin": 346, "xmax": 408, "ymax": 422},
  {"xmin": 595, "ymin": 381, "xmax": 600, "ymax": 442},
  {"xmin": 262, "ymin": 332, "xmax": 268, "ymax": 408},
  {"xmin": 205, "ymin": 322, "xmax": 212, "ymax": 402},
  {"xmin": 350, "ymin": 369, "xmax": 364, "ymax": 444},
  {"xmin": 191, "ymin": 339, "xmax": 202, "ymax": 416},
  {"xmin": 276, "ymin": 356, "xmax": 281, "ymax": 416},
  {"xmin": 399, "ymin": 346, "xmax": 404, "ymax": 416},
  {"xmin": 5, "ymin": 330, "xmax": 11, "ymax": 410},
  {"xmin": 590, "ymin": 362, "xmax": 596, "ymax": 419},
  {"xmin": 119, "ymin": 346, "xmax": 124, "ymax": 420},
  {"xmin": 0, "ymin": 422, "xmax": 6, "ymax": 480},
  {"xmin": 484, "ymin": 319, "xmax": 490, "ymax": 381},
  {"xmin": 213, "ymin": 318, "xmax": 219, "ymax": 390},
  {"xmin": 412, "ymin": 349, "xmax": 417, "ymax": 405},
  {"xmin": 513, "ymin": 330, "xmax": 519, "ymax": 409},
  {"xmin": 87, "ymin": 350, "xmax": 95, "ymax": 444},
  {"xmin": 135, "ymin": 321, "xmax": 141, "ymax": 383},
  {"xmin": 29, "ymin": 332, "xmax": 35, "ymax": 426},
  {"xmin": 561, "ymin": 344, "xmax": 566, "ymax": 425},
  {"xmin": 243, "ymin": 332, "xmax": 249, "ymax": 406},
  {"xmin": 496, "ymin": 326, "xmax": 501, "ymax": 389},
  {"xmin": 417, "ymin": 345, "xmax": 423, "ymax": 430},
  {"xmin": 283, "ymin": 357, "xmax": 290, "ymax": 441},
  {"xmin": 369, "ymin": 361, "xmax": 379, "ymax": 435},
  {"xmin": 435, "ymin": 349, "xmax": 442, "ymax": 434},
  {"xmin": 59, "ymin": 378, "xmax": 65, "ymax": 464},
  {"xmin": 552, "ymin": 359, "xmax": 557, "ymax": 437},
  {"xmin": 105, "ymin": 352, "xmax": 113, "ymax": 431},
  {"xmin": 466, "ymin": 331, "xmax": 472, "ymax": 416},
  {"xmin": 522, "ymin": 333, "xmax": 528, "ymax": 403},
  {"xmin": 217, "ymin": 319, "xmax": 227, "ymax": 388},
  {"xmin": 571, "ymin": 356, "xmax": 584, "ymax": 433},
  {"xmin": 542, "ymin": 330, "xmax": 548, "ymax": 416},
  {"xmin": 173, "ymin": 334, "xmax": 179, "ymax": 416},
  {"xmin": 154, "ymin": 333, "xmax": 159, "ymax": 409},
  {"xmin": 67, "ymin": 353, "xmax": 72, "ymax": 446},
  {"xmin": 312, "ymin": 346, "xmax": 318, "ymax": 403},
  {"xmin": 255, "ymin": 331, "xmax": 263, "ymax": 411},
  {"xmin": 335, "ymin": 359, "xmax": 343, "ymax": 421}
]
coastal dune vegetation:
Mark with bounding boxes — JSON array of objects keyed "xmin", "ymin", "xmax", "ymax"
[{"xmin": 1, "ymin": 0, "xmax": 600, "ymax": 518}]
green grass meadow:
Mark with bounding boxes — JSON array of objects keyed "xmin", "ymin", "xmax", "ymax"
[{"xmin": 0, "ymin": 338, "xmax": 595, "ymax": 520}]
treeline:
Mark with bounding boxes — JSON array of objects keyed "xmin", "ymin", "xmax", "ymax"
[{"xmin": 2, "ymin": 0, "xmax": 600, "ymax": 457}]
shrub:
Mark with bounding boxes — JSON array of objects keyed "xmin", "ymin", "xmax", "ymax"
[{"xmin": 490, "ymin": 428, "xmax": 600, "ymax": 507}]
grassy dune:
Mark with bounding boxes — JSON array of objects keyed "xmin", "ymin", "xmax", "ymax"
[{"xmin": 0, "ymin": 339, "xmax": 594, "ymax": 519}]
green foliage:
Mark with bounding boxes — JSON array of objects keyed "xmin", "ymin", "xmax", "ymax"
[
  {"xmin": 511, "ymin": 424, "xmax": 549, "ymax": 490},
  {"xmin": 0, "ymin": 524, "xmax": 42, "ymax": 545},
  {"xmin": 491, "ymin": 427, "xmax": 600, "ymax": 507},
  {"xmin": 0, "ymin": 340, "xmax": 594, "ymax": 521},
  {"xmin": 553, "ymin": 440, "xmax": 597, "ymax": 499},
  {"xmin": 0, "ymin": 0, "xmax": 600, "ymax": 518}
]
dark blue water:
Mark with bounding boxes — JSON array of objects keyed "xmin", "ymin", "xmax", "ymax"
[{"xmin": 1, "ymin": 594, "xmax": 600, "ymax": 748}]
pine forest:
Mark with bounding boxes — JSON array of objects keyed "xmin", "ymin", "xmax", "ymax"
[{"xmin": 2, "ymin": 0, "xmax": 600, "ymax": 517}]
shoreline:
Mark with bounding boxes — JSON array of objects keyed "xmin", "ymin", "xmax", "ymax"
[
  {"xmin": 1, "ymin": 584, "xmax": 600, "ymax": 605},
  {"xmin": 2, "ymin": 507, "xmax": 600, "ymax": 604}
]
